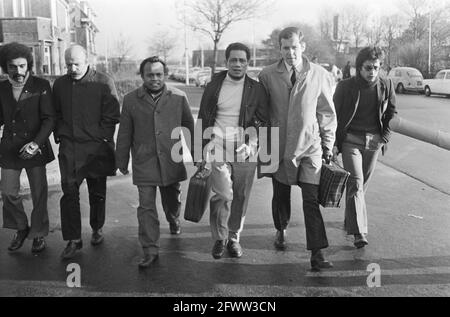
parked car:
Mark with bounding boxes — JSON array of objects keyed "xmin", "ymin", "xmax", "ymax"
[
  {"xmin": 423, "ymin": 69, "xmax": 450, "ymax": 97},
  {"xmin": 387, "ymin": 67, "xmax": 424, "ymax": 94},
  {"xmin": 195, "ymin": 69, "xmax": 212, "ymax": 87}
]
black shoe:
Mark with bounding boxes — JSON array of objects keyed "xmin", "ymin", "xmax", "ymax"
[
  {"xmin": 227, "ymin": 240, "xmax": 243, "ymax": 258},
  {"xmin": 212, "ymin": 240, "xmax": 227, "ymax": 259},
  {"xmin": 169, "ymin": 222, "xmax": 181, "ymax": 235},
  {"xmin": 274, "ymin": 230, "xmax": 287, "ymax": 250},
  {"xmin": 91, "ymin": 229, "xmax": 104, "ymax": 246},
  {"xmin": 8, "ymin": 226, "xmax": 30, "ymax": 251},
  {"xmin": 310, "ymin": 249, "xmax": 334, "ymax": 272},
  {"xmin": 31, "ymin": 237, "xmax": 46, "ymax": 253},
  {"xmin": 61, "ymin": 240, "xmax": 83, "ymax": 260},
  {"xmin": 354, "ymin": 234, "xmax": 368, "ymax": 249},
  {"xmin": 138, "ymin": 254, "xmax": 159, "ymax": 268}
]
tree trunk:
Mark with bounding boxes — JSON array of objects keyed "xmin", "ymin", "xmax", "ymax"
[{"xmin": 212, "ymin": 39, "xmax": 219, "ymax": 75}]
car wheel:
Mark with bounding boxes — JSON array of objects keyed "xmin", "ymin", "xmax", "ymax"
[
  {"xmin": 397, "ymin": 83, "xmax": 405, "ymax": 94},
  {"xmin": 424, "ymin": 86, "xmax": 431, "ymax": 97}
]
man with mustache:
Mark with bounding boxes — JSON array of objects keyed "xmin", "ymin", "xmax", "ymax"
[
  {"xmin": 0, "ymin": 42, "xmax": 55, "ymax": 253},
  {"xmin": 53, "ymin": 45, "xmax": 120, "ymax": 259}
]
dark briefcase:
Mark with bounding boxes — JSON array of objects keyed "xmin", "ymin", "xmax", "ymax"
[
  {"xmin": 319, "ymin": 161, "xmax": 350, "ymax": 208},
  {"xmin": 184, "ymin": 165, "xmax": 212, "ymax": 223}
]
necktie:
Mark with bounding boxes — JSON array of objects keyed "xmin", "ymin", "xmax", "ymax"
[{"xmin": 290, "ymin": 67, "xmax": 296, "ymax": 86}]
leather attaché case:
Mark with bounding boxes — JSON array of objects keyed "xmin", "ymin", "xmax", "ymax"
[
  {"xmin": 319, "ymin": 161, "xmax": 350, "ymax": 208},
  {"xmin": 184, "ymin": 165, "xmax": 212, "ymax": 223}
]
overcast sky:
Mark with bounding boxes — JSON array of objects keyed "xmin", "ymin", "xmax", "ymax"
[{"xmin": 88, "ymin": 0, "xmax": 409, "ymax": 61}]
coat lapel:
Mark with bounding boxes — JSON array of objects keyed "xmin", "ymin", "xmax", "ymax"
[
  {"xmin": 15, "ymin": 76, "xmax": 35, "ymax": 115},
  {"xmin": 276, "ymin": 60, "xmax": 292, "ymax": 88},
  {"xmin": 137, "ymin": 86, "xmax": 157, "ymax": 109},
  {"xmin": 156, "ymin": 86, "xmax": 170, "ymax": 111}
]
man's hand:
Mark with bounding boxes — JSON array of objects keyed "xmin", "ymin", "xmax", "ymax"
[
  {"xmin": 332, "ymin": 146, "xmax": 339, "ymax": 162},
  {"xmin": 19, "ymin": 142, "xmax": 40, "ymax": 160},
  {"xmin": 322, "ymin": 148, "xmax": 332, "ymax": 164},
  {"xmin": 118, "ymin": 168, "xmax": 129, "ymax": 175}
]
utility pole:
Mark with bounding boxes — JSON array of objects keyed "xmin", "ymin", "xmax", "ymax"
[
  {"xmin": 428, "ymin": 7, "xmax": 432, "ymax": 76},
  {"xmin": 184, "ymin": 0, "xmax": 190, "ymax": 86}
]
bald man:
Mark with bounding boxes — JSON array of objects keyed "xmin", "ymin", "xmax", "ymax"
[{"xmin": 53, "ymin": 45, "xmax": 120, "ymax": 259}]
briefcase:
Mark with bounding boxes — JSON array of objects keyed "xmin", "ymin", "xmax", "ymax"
[
  {"xmin": 184, "ymin": 165, "xmax": 212, "ymax": 223},
  {"xmin": 319, "ymin": 161, "xmax": 350, "ymax": 208}
]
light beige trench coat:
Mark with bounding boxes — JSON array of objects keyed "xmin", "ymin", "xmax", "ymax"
[{"xmin": 258, "ymin": 57, "xmax": 337, "ymax": 185}]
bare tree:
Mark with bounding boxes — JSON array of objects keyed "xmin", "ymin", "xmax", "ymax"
[
  {"xmin": 148, "ymin": 30, "xmax": 178, "ymax": 62},
  {"xmin": 182, "ymin": 0, "xmax": 269, "ymax": 73},
  {"xmin": 381, "ymin": 14, "xmax": 406, "ymax": 69},
  {"xmin": 112, "ymin": 33, "xmax": 134, "ymax": 74}
]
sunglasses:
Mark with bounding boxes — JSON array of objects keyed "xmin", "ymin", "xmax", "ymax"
[{"xmin": 363, "ymin": 64, "xmax": 380, "ymax": 72}]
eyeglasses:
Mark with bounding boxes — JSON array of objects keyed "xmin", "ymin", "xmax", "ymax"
[{"xmin": 363, "ymin": 64, "xmax": 380, "ymax": 72}]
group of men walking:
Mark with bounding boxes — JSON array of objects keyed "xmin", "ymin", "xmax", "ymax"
[
  {"xmin": 0, "ymin": 43, "xmax": 120, "ymax": 259},
  {"xmin": 0, "ymin": 26, "xmax": 396, "ymax": 272}
]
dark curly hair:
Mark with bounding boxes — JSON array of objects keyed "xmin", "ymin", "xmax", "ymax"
[
  {"xmin": 0, "ymin": 42, "xmax": 34, "ymax": 74},
  {"xmin": 355, "ymin": 46, "xmax": 385, "ymax": 71}
]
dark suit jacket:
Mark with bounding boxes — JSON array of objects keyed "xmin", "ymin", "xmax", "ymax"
[
  {"xmin": 0, "ymin": 76, "xmax": 55, "ymax": 169},
  {"xmin": 197, "ymin": 71, "xmax": 269, "ymax": 153},
  {"xmin": 333, "ymin": 76, "xmax": 397, "ymax": 153}
]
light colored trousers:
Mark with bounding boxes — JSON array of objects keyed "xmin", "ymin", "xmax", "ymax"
[
  {"xmin": 209, "ymin": 161, "xmax": 257, "ymax": 242},
  {"xmin": 341, "ymin": 132, "xmax": 383, "ymax": 235}
]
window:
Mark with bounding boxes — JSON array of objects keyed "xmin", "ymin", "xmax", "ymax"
[
  {"xmin": 436, "ymin": 72, "xmax": 445, "ymax": 79},
  {"xmin": 445, "ymin": 72, "xmax": 450, "ymax": 80},
  {"xmin": 395, "ymin": 70, "xmax": 402, "ymax": 77}
]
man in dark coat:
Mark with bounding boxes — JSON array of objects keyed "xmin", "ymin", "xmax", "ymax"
[
  {"xmin": 0, "ymin": 42, "xmax": 55, "ymax": 253},
  {"xmin": 197, "ymin": 43, "xmax": 269, "ymax": 260},
  {"xmin": 116, "ymin": 56, "xmax": 195, "ymax": 268},
  {"xmin": 53, "ymin": 45, "xmax": 120, "ymax": 259}
]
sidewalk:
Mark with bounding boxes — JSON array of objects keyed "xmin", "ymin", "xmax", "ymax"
[{"xmin": 1, "ymin": 161, "xmax": 449, "ymax": 297}]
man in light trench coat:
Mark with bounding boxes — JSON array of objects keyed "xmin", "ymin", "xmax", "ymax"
[{"xmin": 258, "ymin": 27, "xmax": 337, "ymax": 271}]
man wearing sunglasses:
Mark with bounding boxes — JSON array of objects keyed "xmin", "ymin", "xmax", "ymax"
[{"xmin": 333, "ymin": 46, "xmax": 397, "ymax": 249}]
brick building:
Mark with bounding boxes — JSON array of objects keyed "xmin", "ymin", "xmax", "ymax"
[{"xmin": 0, "ymin": 0, "xmax": 98, "ymax": 75}]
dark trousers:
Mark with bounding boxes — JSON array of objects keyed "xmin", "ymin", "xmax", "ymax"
[
  {"xmin": 60, "ymin": 177, "xmax": 107, "ymax": 241},
  {"xmin": 1, "ymin": 166, "xmax": 49, "ymax": 239},
  {"xmin": 137, "ymin": 183, "xmax": 181, "ymax": 255},
  {"xmin": 272, "ymin": 178, "xmax": 328, "ymax": 250}
]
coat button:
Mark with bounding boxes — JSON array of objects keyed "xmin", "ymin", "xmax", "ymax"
[
  {"xmin": 12, "ymin": 120, "xmax": 15, "ymax": 123},
  {"xmin": 13, "ymin": 133, "xmax": 16, "ymax": 136}
]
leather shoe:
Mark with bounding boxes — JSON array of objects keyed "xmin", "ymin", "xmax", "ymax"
[
  {"xmin": 31, "ymin": 237, "xmax": 46, "ymax": 253},
  {"xmin": 310, "ymin": 249, "xmax": 334, "ymax": 272},
  {"xmin": 91, "ymin": 229, "xmax": 104, "ymax": 246},
  {"xmin": 212, "ymin": 240, "xmax": 227, "ymax": 259},
  {"xmin": 138, "ymin": 254, "xmax": 159, "ymax": 268},
  {"xmin": 274, "ymin": 230, "xmax": 287, "ymax": 250},
  {"xmin": 8, "ymin": 226, "xmax": 30, "ymax": 251},
  {"xmin": 61, "ymin": 240, "xmax": 83, "ymax": 260},
  {"xmin": 227, "ymin": 240, "xmax": 243, "ymax": 258},
  {"xmin": 169, "ymin": 222, "xmax": 181, "ymax": 235},
  {"xmin": 354, "ymin": 234, "xmax": 368, "ymax": 249}
]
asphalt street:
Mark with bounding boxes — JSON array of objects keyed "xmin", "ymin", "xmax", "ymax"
[{"xmin": 0, "ymin": 84, "xmax": 449, "ymax": 297}]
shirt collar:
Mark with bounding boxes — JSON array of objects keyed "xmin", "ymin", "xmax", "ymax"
[
  {"xmin": 225, "ymin": 73, "xmax": 245, "ymax": 84},
  {"xmin": 284, "ymin": 59, "xmax": 303, "ymax": 73}
]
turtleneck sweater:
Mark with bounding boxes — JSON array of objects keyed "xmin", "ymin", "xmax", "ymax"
[
  {"xmin": 8, "ymin": 72, "xmax": 30, "ymax": 102},
  {"xmin": 348, "ymin": 75, "xmax": 380, "ymax": 134}
]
